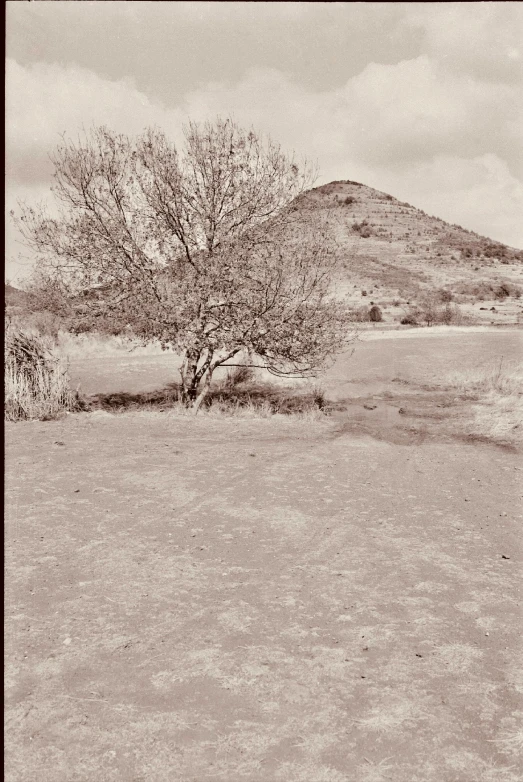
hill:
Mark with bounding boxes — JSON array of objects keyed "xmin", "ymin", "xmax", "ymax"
[
  {"xmin": 5, "ymin": 283, "xmax": 30, "ymax": 307},
  {"xmin": 5, "ymin": 182, "xmax": 523, "ymax": 329},
  {"xmin": 292, "ymin": 180, "xmax": 523, "ymax": 325}
]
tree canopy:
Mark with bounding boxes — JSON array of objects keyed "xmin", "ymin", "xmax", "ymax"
[{"xmin": 15, "ymin": 119, "xmax": 354, "ymax": 409}]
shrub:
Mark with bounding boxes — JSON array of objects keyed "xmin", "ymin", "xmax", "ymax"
[
  {"xmin": 438, "ymin": 303, "xmax": 463, "ymax": 325},
  {"xmin": 400, "ymin": 314, "xmax": 418, "ymax": 326},
  {"xmin": 369, "ymin": 305, "xmax": 383, "ymax": 323},
  {"xmin": 223, "ymin": 363, "xmax": 256, "ymax": 388},
  {"xmin": 4, "ymin": 326, "xmax": 80, "ymax": 421},
  {"xmin": 352, "ymin": 220, "xmax": 372, "ymax": 238},
  {"xmin": 495, "ymin": 284, "xmax": 511, "ymax": 299},
  {"xmin": 414, "ymin": 296, "xmax": 465, "ymax": 327},
  {"xmin": 416, "ymin": 297, "xmax": 440, "ymax": 326},
  {"xmin": 347, "ymin": 306, "xmax": 372, "ymax": 323}
]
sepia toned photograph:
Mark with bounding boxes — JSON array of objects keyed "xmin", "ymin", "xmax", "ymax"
[{"xmin": 5, "ymin": 2, "xmax": 523, "ymax": 780}]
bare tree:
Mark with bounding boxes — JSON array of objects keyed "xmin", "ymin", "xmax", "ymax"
[{"xmin": 14, "ymin": 119, "xmax": 354, "ymax": 411}]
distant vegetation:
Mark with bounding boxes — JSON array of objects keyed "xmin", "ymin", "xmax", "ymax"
[
  {"xmin": 449, "ymin": 280, "xmax": 522, "ymax": 301},
  {"xmin": 396, "ymin": 293, "xmax": 468, "ymax": 327}
]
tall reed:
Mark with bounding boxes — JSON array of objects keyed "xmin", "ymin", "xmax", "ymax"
[{"xmin": 5, "ymin": 326, "xmax": 79, "ymax": 421}]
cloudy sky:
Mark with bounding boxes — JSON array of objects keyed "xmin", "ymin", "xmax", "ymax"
[{"xmin": 6, "ymin": 1, "xmax": 523, "ymax": 281}]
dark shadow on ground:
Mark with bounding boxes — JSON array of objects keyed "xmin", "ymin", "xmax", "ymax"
[
  {"xmin": 87, "ymin": 381, "xmax": 347, "ymax": 415},
  {"xmin": 88, "ymin": 383, "xmax": 181, "ymax": 412}
]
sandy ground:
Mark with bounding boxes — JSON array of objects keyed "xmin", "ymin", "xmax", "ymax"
[
  {"xmin": 359, "ymin": 326, "xmax": 522, "ymax": 341},
  {"xmin": 61, "ymin": 329, "xmax": 522, "ymax": 401},
  {"xmin": 5, "ymin": 331, "xmax": 523, "ymax": 781}
]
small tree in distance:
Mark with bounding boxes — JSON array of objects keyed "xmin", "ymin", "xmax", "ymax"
[{"xmin": 14, "ymin": 119, "xmax": 355, "ymax": 411}]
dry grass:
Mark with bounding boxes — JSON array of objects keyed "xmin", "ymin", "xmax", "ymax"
[
  {"xmin": 491, "ymin": 728, "xmax": 523, "ymax": 756},
  {"xmin": 388, "ymin": 358, "xmax": 522, "ymax": 446},
  {"xmin": 207, "ymin": 372, "xmax": 331, "ymax": 415},
  {"xmin": 443, "ymin": 360, "xmax": 523, "ymax": 396},
  {"xmin": 173, "ymin": 398, "xmax": 326, "ymax": 422},
  {"xmin": 5, "ymin": 328, "xmax": 81, "ymax": 421},
  {"xmin": 204, "ymin": 399, "xmax": 327, "ymax": 422},
  {"xmin": 54, "ymin": 330, "xmax": 166, "ymax": 358},
  {"xmin": 88, "ymin": 375, "xmax": 332, "ymax": 419},
  {"xmin": 441, "ymin": 361, "xmax": 523, "ymax": 445},
  {"xmin": 467, "ymin": 393, "xmax": 523, "ymax": 446}
]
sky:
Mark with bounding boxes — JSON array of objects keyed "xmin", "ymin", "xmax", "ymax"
[{"xmin": 5, "ymin": 1, "xmax": 523, "ymax": 282}]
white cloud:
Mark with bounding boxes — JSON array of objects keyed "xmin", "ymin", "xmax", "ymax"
[
  {"xmin": 404, "ymin": 2, "xmax": 523, "ymax": 83},
  {"xmin": 182, "ymin": 56, "xmax": 522, "ymax": 175},
  {"xmin": 5, "ymin": 58, "xmax": 188, "ymax": 282},
  {"xmin": 5, "ymin": 26, "xmax": 523, "ymax": 284},
  {"xmin": 5, "ymin": 58, "xmax": 186, "ymax": 184}
]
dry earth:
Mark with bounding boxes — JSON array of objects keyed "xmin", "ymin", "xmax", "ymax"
[{"xmin": 5, "ymin": 331, "xmax": 523, "ymax": 782}]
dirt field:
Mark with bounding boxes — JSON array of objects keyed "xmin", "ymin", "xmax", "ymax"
[
  {"xmin": 5, "ymin": 331, "xmax": 523, "ymax": 781},
  {"xmin": 62, "ymin": 327, "xmax": 522, "ymax": 399}
]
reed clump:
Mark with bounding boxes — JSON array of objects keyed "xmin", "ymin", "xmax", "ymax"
[{"xmin": 4, "ymin": 325, "xmax": 80, "ymax": 421}]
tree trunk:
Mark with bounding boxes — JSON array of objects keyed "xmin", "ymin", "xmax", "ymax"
[
  {"xmin": 192, "ymin": 368, "xmax": 213, "ymax": 415},
  {"xmin": 179, "ymin": 347, "xmax": 241, "ymax": 412},
  {"xmin": 179, "ymin": 349, "xmax": 201, "ymax": 406}
]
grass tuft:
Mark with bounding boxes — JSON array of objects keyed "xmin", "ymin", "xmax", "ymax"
[
  {"xmin": 206, "ymin": 377, "xmax": 332, "ymax": 415},
  {"xmin": 440, "ymin": 360, "xmax": 523, "ymax": 445},
  {"xmin": 5, "ymin": 326, "xmax": 82, "ymax": 421},
  {"xmin": 223, "ymin": 364, "xmax": 256, "ymax": 388}
]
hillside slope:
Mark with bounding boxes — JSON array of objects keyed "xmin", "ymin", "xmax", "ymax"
[
  {"xmin": 5, "ymin": 283, "xmax": 30, "ymax": 308},
  {"xmin": 6, "ymin": 182, "xmax": 523, "ymax": 328},
  {"xmin": 293, "ymin": 181, "xmax": 523, "ymax": 325}
]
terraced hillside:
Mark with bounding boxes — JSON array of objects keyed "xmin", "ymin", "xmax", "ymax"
[{"xmin": 293, "ymin": 181, "xmax": 523, "ymax": 326}]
